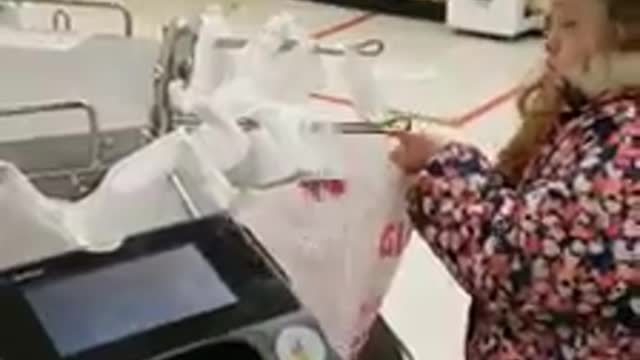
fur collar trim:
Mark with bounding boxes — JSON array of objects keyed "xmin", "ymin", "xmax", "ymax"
[{"xmin": 566, "ymin": 52, "xmax": 640, "ymax": 97}]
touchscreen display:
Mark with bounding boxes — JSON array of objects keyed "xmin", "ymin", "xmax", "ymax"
[{"xmin": 23, "ymin": 245, "xmax": 237, "ymax": 356}]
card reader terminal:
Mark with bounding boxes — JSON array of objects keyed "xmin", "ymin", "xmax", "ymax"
[{"xmin": 0, "ymin": 216, "xmax": 338, "ymax": 360}]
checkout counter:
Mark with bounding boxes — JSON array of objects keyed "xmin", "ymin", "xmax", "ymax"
[
  {"xmin": 0, "ymin": 2, "xmax": 412, "ymax": 359},
  {"xmin": 0, "ymin": 216, "xmax": 408, "ymax": 360},
  {"xmin": 0, "ymin": 216, "xmax": 338, "ymax": 360}
]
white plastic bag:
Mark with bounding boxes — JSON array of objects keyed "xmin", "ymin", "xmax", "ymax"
[
  {"xmin": 169, "ymin": 6, "xmax": 236, "ymax": 114},
  {"xmin": 67, "ymin": 129, "xmax": 238, "ymax": 251},
  {"xmin": 225, "ymin": 124, "xmax": 299, "ymax": 189},
  {"xmin": 226, "ymin": 104, "xmax": 343, "ymax": 188},
  {"xmin": 190, "ymin": 5, "xmax": 235, "ymax": 96},
  {"xmin": 245, "ymin": 12, "xmax": 326, "ymax": 105},
  {"xmin": 201, "ymin": 12, "xmax": 333, "ymax": 187},
  {"xmin": 236, "ymin": 135, "xmax": 411, "ymax": 358},
  {"xmin": 0, "ymin": 161, "xmax": 76, "ymax": 270},
  {"xmin": 229, "ymin": 31, "xmax": 407, "ymax": 357},
  {"xmin": 255, "ymin": 105, "xmax": 344, "ymax": 179},
  {"xmin": 342, "ymin": 48, "xmax": 387, "ymax": 121},
  {"xmin": 207, "ymin": 12, "xmax": 326, "ymax": 117},
  {"xmin": 190, "ymin": 100, "xmax": 250, "ymax": 172}
]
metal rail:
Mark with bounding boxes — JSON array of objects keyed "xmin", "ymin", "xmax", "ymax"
[
  {"xmin": 0, "ymin": 99, "xmax": 103, "ymax": 169},
  {"xmin": 152, "ymin": 17, "xmax": 197, "ymax": 136},
  {"xmin": 51, "ymin": 7, "xmax": 71, "ymax": 31},
  {"xmin": 214, "ymin": 37, "xmax": 385, "ymax": 57},
  {"xmin": 7, "ymin": 0, "xmax": 133, "ymax": 36}
]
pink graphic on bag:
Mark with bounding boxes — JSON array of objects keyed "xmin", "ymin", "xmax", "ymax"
[
  {"xmin": 379, "ymin": 221, "xmax": 410, "ymax": 258},
  {"xmin": 298, "ymin": 179, "xmax": 348, "ymax": 201},
  {"xmin": 236, "ymin": 135, "xmax": 409, "ymax": 358}
]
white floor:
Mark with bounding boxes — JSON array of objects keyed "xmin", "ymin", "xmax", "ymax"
[{"xmin": 10, "ymin": 1, "xmax": 547, "ymax": 359}]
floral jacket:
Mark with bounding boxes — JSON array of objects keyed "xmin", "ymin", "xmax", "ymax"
[{"xmin": 407, "ymin": 92, "xmax": 639, "ymax": 359}]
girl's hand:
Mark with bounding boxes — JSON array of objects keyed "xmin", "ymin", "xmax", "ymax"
[{"xmin": 389, "ymin": 131, "xmax": 448, "ymax": 174}]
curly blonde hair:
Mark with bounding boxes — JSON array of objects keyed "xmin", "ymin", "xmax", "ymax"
[{"xmin": 496, "ymin": 0, "xmax": 640, "ymax": 182}]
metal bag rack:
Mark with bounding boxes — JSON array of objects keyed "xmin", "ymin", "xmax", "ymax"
[
  {"xmin": 0, "ymin": 99, "xmax": 108, "ymax": 198},
  {"xmin": 6, "ymin": 0, "xmax": 133, "ymax": 36},
  {"xmin": 151, "ymin": 15, "xmax": 386, "ymax": 136},
  {"xmin": 0, "ymin": 0, "xmax": 159, "ymax": 200}
]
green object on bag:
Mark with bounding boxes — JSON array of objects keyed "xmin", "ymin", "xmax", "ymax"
[{"xmin": 375, "ymin": 109, "xmax": 447, "ymax": 131}]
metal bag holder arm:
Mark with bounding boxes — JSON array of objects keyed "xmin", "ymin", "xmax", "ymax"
[
  {"xmin": 2, "ymin": 0, "xmax": 133, "ymax": 36},
  {"xmin": 151, "ymin": 13, "xmax": 385, "ymax": 137}
]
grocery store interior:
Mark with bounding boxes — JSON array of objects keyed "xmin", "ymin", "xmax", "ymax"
[{"xmin": 0, "ymin": 1, "xmax": 550, "ymax": 360}]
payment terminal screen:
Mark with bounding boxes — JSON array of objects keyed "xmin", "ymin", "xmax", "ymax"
[{"xmin": 24, "ymin": 245, "xmax": 237, "ymax": 356}]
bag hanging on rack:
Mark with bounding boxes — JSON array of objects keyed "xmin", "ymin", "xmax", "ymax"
[
  {"xmin": 236, "ymin": 133, "xmax": 411, "ymax": 359},
  {"xmin": 0, "ymin": 160, "xmax": 76, "ymax": 271},
  {"xmin": 66, "ymin": 128, "xmax": 238, "ymax": 252},
  {"xmin": 233, "ymin": 49, "xmax": 409, "ymax": 357},
  {"xmin": 245, "ymin": 12, "xmax": 326, "ymax": 105},
  {"xmin": 169, "ymin": 5, "xmax": 237, "ymax": 114}
]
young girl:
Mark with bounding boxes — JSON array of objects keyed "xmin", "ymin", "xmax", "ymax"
[{"xmin": 391, "ymin": 0, "xmax": 639, "ymax": 358}]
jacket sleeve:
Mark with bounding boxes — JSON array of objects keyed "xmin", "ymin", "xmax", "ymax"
[{"xmin": 408, "ymin": 119, "xmax": 639, "ymax": 323}]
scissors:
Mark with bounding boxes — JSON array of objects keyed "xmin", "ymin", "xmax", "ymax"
[{"xmin": 331, "ymin": 110, "xmax": 448, "ymax": 135}]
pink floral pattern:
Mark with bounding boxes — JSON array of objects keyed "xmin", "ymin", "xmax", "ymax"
[{"xmin": 408, "ymin": 93, "xmax": 639, "ymax": 359}]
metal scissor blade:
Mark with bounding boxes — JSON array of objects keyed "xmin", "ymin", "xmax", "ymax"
[
  {"xmin": 332, "ymin": 122, "xmax": 392, "ymax": 135},
  {"xmin": 306, "ymin": 121, "xmax": 393, "ymax": 135}
]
